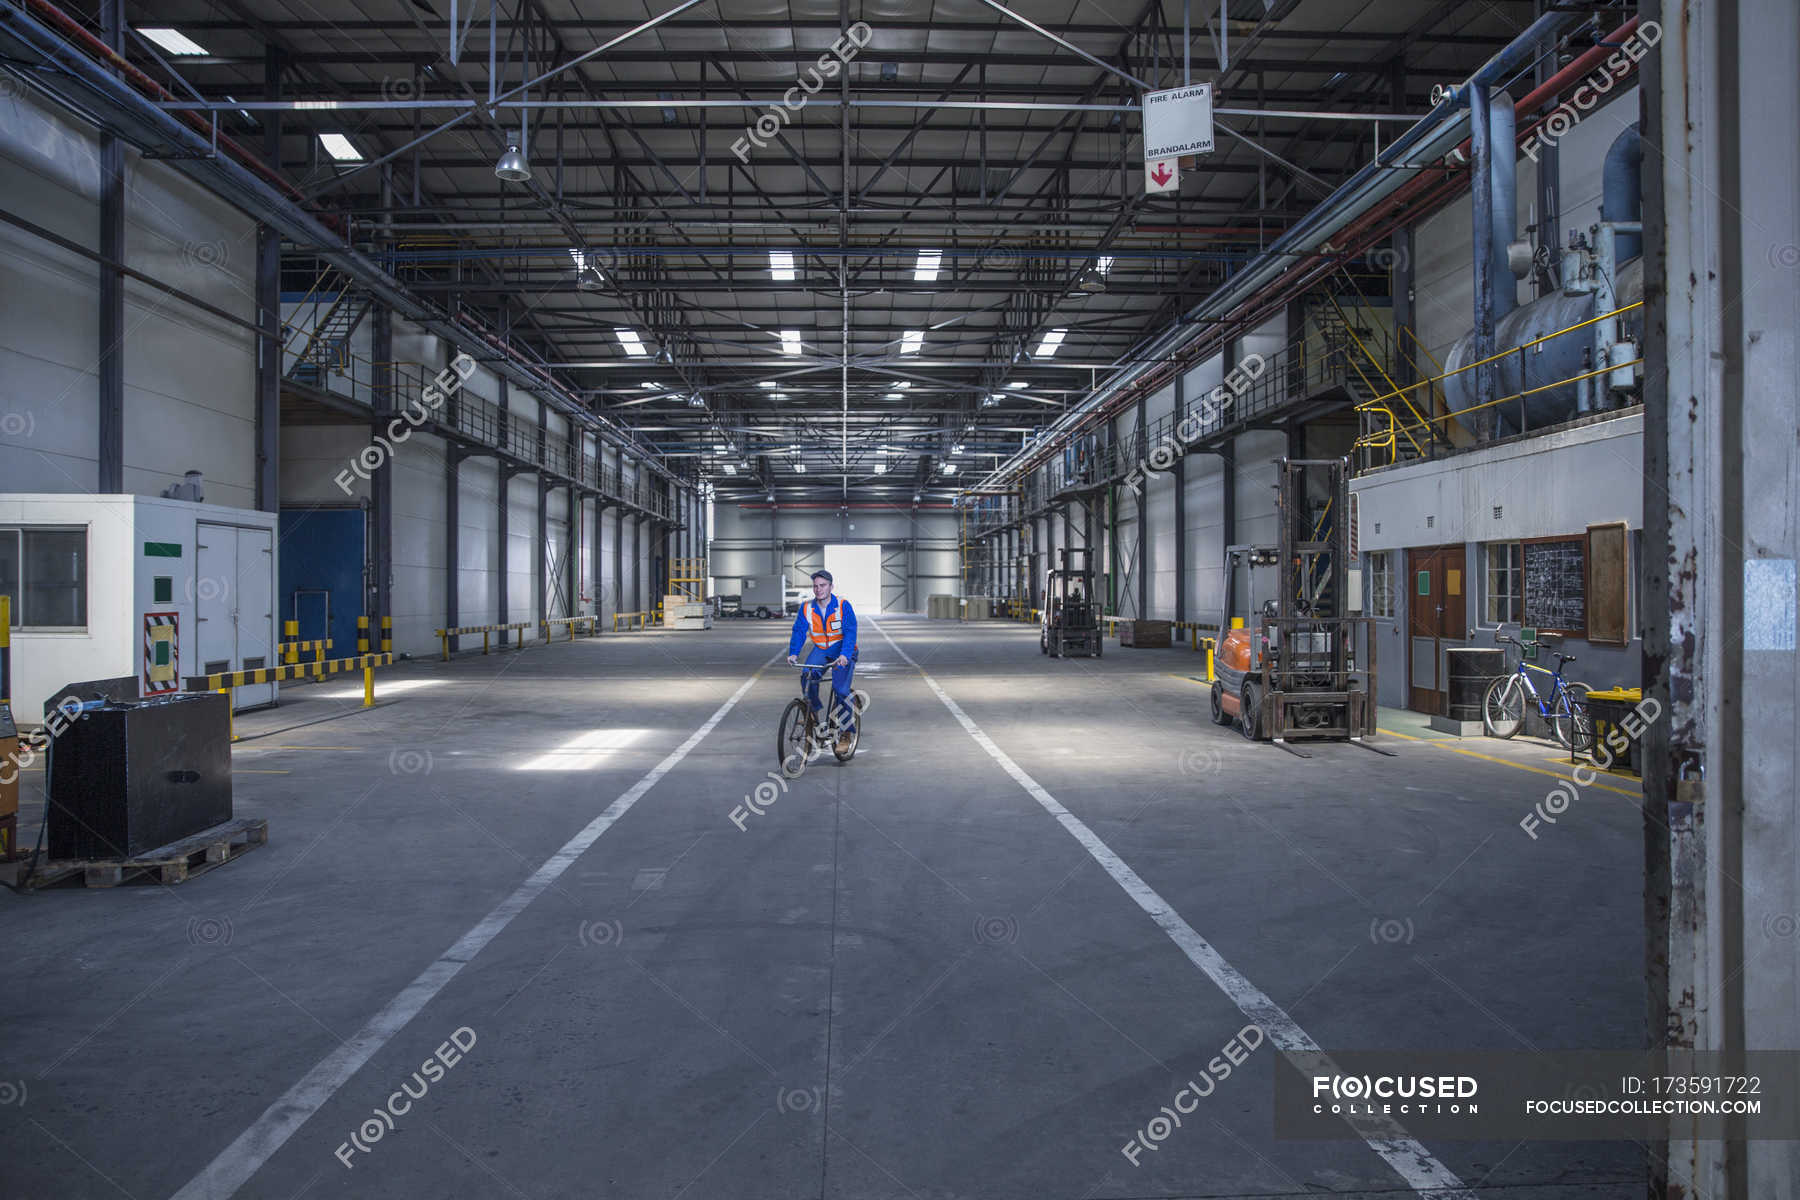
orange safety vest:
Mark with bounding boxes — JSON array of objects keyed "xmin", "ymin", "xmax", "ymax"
[{"xmin": 805, "ymin": 598, "xmax": 845, "ymax": 648}]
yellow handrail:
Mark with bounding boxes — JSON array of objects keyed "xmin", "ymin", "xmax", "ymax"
[{"xmin": 1355, "ymin": 357, "xmax": 1643, "ymax": 448}]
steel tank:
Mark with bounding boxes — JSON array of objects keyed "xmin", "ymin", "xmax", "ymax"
[{"xmin": 1442, "ymin": 254, "xmax": 1643, "ymax": 436}]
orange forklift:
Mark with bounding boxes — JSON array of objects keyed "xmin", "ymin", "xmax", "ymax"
[{"xmin": 1208, "ymin": 458, "xmax": 1389, "ymax": 757}]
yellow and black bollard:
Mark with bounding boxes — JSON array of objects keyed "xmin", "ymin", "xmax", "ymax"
[{"xmin": 357, "ymin": 615, "xmax": 369, "ymax": 654}]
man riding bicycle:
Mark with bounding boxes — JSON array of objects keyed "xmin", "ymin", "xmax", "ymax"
[{"xmin": 786, "ymin": 569, "xmax": 858, "ymax": 755}]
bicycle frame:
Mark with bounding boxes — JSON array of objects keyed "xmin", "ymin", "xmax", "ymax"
[{"xmin": 1507, "ymin": 655, "xmax": 1576, "ymax": 717}]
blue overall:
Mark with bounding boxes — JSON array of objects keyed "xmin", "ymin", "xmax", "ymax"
[{"xmin": 787, "ymin": 595, "xmax": 858, "ymax": 733}]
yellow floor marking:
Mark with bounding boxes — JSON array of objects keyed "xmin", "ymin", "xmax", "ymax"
[{"xmin": 1382, "ymin": 728, "xmax": 1639, "ymax": 796}]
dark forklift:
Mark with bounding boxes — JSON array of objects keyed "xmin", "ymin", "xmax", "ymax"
[
  {"xmin": 1208, "ymin": 458, "xmax": 1389, "ymax": 756},
  {"xmin": 1040, "ymin": 547, "xmax": 1102, "ymax": 658}
]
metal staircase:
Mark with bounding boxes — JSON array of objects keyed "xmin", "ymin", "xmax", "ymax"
[{"xmin": 285, "ymin": 270, "xmax": 374, "ymax": 385}]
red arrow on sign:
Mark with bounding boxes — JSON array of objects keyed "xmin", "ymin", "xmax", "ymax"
[{"xmin": 1151, "ymin": 161, "xmax": 1173, "ymax": 186}]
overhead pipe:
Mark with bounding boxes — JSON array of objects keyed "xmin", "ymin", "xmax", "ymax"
[{"xmin": 1602, "ymin": 125, "xmax": 1643, "ymax": 261}]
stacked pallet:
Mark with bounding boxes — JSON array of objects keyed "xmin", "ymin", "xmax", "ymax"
[
  {"xmin": 1119, "ymin": 620, "xmax": 1172, "ymax": 648},
  {"xmin": 664, "ymin": 597, "xmax": 712, "ymax": 629}
]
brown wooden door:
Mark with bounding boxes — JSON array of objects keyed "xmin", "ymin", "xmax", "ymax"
[{"xmin": 1407, "ymin": 546, "xmax": 1467, "ymax": 714}]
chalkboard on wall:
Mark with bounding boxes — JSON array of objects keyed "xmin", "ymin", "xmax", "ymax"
[{"xmin": 1524, "ymin": 538, "xmax": 1586, "ymax": 635}]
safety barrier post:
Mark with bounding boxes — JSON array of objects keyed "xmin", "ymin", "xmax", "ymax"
[
  {"xmin": 218, "ymin": 686, "xmax": 235, "ymax": 742},
  {"xmin": 441, "ymin": 631, "xmax": 451, "ymax": 662},
  {"xmin": 483, "ymin": 630, "xmax": 490, "ymax": 655},
  {"xmin": 363, "ymin": 661, "xmax": 375, "ymax": 707},
  {"xmin": 284, "ymin": 620, "xmax": 299, "ymax": 664},
  {"xmin": 1204, "ymin": 638, "xmax": 1215, "ymax": 681},
  {"xmin": 358, "ymin": 615, "xmax": 370, "ymax": 654},
  {"xmin": 381, "ymin": 615, "xmax": 392, "ymax": 654}
]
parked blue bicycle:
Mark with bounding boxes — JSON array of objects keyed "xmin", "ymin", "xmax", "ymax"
[{"xmin": 1483, "ymin": 633, "xmax": 1594, "ymax": 750}]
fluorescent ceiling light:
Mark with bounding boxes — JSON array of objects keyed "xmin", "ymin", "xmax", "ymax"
[
  {"xmin": 952, "ymin": 444, "xmax": 965, "ymax": 455},
  {"xmin": 714, "ymin": 443, "xmax": 728, "ymax": 452},
  {"xmin": 640, "ymin": 381, "xmax": 660, "ymax": 390},
  {"xmin": 1095, "ymin": 255, "xmax": 1115, "ymax": 275},
  {"xmin": 772, "ymin": 392, "xmax": 789, "ymax": 402},
  {"xmin": 779, "ymin": 330, "xmax": 802, "ymax": 355},
  {"xmin": 138, "ymin": 27, "xmax": 209, "ymax": 55},
  {"xmin": 723, "ymin": 463, "xmax": 736, "ymax": 475},
  {"xmin": 1034, "ymin": 328, "xmax": 1067, "ymax": 358},
  {"xmin": 615, "ymin": 328, "xmax": 648, "ymax": 357},
  {"xmin": 884, "ymin": 392, "xmax": 902, "ymax": 401},
  {"xmin": 873, "ymin": 463, "xmax": 887, "ymax": 474},
  {"xmin": 794, "ymin": 463, "xmax": 806, "ymax": 473},
  {"xmin": 769, "ymin": 250, "xmax": 796, "ymax": 280},
  {"xmin": 1007, "ymin": 380, "xmax": 1027, "ymax": 389},
  {"xmin": 900, "ymin": 330, "xmax": 924, "ymax": 354},
  {"xmin": 942, "ymin": 462, "xmax": 958, "ymax": 475},
  {"xmin": 913, "ymin": 250, "xmax": 942, "ymax": 281},
  {"xmin": 318, "ymin": 133, "xmax": 362, "ymax": 162},
  {"xmin": 895, "ymin": 381, "xmax": 911, "ymax": 388},
  {"xmin": 758, "ymin": 380, "xmax": 777, "ymax": 388}
]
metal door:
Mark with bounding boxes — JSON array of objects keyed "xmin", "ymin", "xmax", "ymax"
[
  {"xmin": 196, "ymin": 523, "xmax": 276, "ymax": 710},
  {"xmin": 235, "ymin": 526, "xmax": 275, "ymax": 708}
]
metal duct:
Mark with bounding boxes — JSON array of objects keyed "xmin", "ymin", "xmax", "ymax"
[
  {"xmin": 1602, "ymin": 125, "xmax": 1643, "ymax": 261},
  {"xmin": 1486, "ymin": 91, "xmax": 1519, "ymax": 321}
]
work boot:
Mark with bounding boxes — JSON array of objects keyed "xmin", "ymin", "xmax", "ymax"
[{"xmin": 835, "ymin": 729, "xmax": 856, "ymax": 755}]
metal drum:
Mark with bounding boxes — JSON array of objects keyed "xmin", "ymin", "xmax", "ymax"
[{"xmin": 1446, "ymin": 647, "xmax": 1507, "ymax": 723}]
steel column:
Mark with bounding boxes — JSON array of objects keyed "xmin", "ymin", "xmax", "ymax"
[
  {"xmin": 497, "ymin": 377, "xmax": 511, "ymax": 645},
  {"xmin": 96, "ymin": 0, "xmax": 124, "ymax": 492},
  {"xmin": 445, "ymin": 445, "xmax": 462, "ymax": 652},
  {"xmin": 370, "ymin": 305, "xmax": 394, "ymax": 631},
  {"xmin": 1173, "ymin": 372, "xmax": 1187, "ymax": 624}
]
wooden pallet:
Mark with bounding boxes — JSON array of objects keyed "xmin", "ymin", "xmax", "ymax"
[{"xmin": 12, "ymin": 818, "xmax": 268, "ymax": 890}]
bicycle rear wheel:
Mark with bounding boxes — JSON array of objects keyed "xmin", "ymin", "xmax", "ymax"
[
  {"xmin": 777, "ymin": 699, "xmax": 812, "ymax": 777},
  {"xmin": 1483, "ymin": 675, "xmax": 1525, "ymax": 739}
]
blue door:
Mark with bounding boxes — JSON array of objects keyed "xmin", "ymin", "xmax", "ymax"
[{"xmin": 278, "ymin": 508, "xmax": 365, "ymax": 660}]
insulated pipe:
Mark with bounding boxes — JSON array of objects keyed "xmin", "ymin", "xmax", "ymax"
[
  {"xmin": 1487, "ymin": 90, "xmax": 1518, "ymax": 321},
  {"xmin": 1602, "ymin": 124, "xmax": 1643, "ymax": 261}
]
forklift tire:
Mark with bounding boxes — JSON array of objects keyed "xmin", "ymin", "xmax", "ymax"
[
  {"xmin": 1209, "ymin": 682, "xmax": 1233, "ymax": 725},
  {"xmin": 1239, "ymin": 681, "xmax": 1262, "ymax": 741}
]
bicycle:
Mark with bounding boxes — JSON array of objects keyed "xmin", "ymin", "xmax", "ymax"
[
  {"xmin": 1482, "ymin": 633, "xmax": 1594, "ymax": 751},
  {"xmin": 777, "ymin": 660, "xmax": 865, "ymax": 777}
]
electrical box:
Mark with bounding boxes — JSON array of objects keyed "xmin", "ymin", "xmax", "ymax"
[{"xmin": 0, "ymin": 495, "xmax": 279, "ymax": 721}]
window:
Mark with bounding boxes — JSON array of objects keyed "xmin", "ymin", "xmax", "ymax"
[
  {"xmin": 1366, "ymin": 552, "xmax": 1394, "ymax": 618},
  {"xmin": 1484, "ymin": 540, "xmax": 1523, "ymax": 624},
  {"xmin": 0, "ymin": 527, "xmax": 87, "ymax": 628}
]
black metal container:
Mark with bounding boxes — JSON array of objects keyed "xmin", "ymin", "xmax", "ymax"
[
  {"xmin": 47, "ymin": 693, "xmax": 232, "ymax": 860},
  {"xmin": 1446, "ymin": 647, "xmax": 1507, "ymax": 723}
]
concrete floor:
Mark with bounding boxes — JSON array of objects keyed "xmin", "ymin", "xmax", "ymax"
[{"xmin": 2, "ymin": 615, "xmax": 1648, "ymax": 1199}]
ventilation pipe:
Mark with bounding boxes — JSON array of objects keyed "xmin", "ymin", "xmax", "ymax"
[
  {"xmin": 1469, "ymin": 86, "xmax": 1518, "ymax": 433},
  {"xmin": 1602, "ymin": 124, "xmax": 1643, "ymax": 261}
]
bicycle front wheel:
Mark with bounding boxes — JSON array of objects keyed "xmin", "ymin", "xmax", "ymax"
[
  {"xmin": 777, "ymin": 698, "xmax": 812, "ymax": 777},
  {"xmin": 1483, "ymin": 675, "xmax": 1525, "ymax": 739}
]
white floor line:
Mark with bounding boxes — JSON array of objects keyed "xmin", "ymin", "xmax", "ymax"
[
  {"xmin": 869, "ymin": 619, "xmax": 1476, "ymax": 1199},
  {"xmin": 173, "ymin": 669, "xmax": 768, "ymax": 1200}
]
